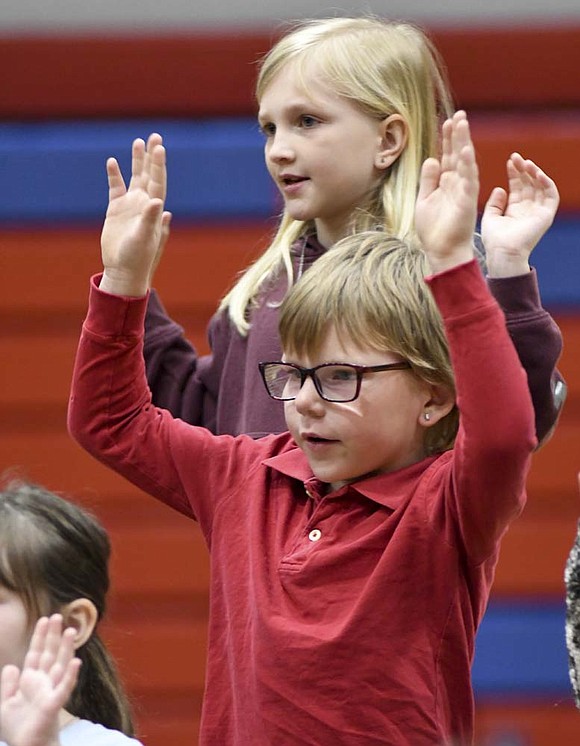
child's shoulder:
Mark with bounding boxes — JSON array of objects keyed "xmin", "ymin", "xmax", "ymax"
[{"xmin": 60, "ymin": 719, "xmax": 144, "ymax": 746}]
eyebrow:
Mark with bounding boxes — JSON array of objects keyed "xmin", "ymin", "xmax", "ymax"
[{"xmin": 258, "ymin": 98, "xmax": 322, "ymax": 123}]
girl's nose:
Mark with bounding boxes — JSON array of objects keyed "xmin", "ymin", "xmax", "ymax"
[
  {"xmin": 267, "ymin": 131, "xmax": 295, "ymax": 163},
  {"xmin": 294, "ymin": 376, "xmax": 325, "ymax": 417}
]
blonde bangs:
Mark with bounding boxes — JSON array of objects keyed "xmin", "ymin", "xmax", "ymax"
[
  {"xmin": 228, "ymin": 17, "xmax": 456, "ymax": 337},
  {"xmin": 279, "ymin": 231, "xmax": 458, "ymax": 452}
]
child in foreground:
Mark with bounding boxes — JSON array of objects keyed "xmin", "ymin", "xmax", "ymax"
[
  {"xmin": 0, "ymin": 480, "xmax": 143, "ymax": 746},
  {"xmin": 69, "ymin": 112, "xmax": 537, "ymax": 744}
]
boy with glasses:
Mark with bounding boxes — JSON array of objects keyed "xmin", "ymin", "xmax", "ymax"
[{"xmin": 69, "ymin": 112, "xmax": 537, "ymax": 745}]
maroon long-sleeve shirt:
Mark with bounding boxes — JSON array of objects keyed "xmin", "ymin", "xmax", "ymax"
[{"xmin": 144, "ymin": 234, "xmax": 564, "ymax": 441}]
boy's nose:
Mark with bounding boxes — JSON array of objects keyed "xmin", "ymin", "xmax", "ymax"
[{"xmin": 294, "ymin": 376, "xmax": 325, "ymax": 416}]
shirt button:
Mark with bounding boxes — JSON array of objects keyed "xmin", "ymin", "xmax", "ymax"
[{"xmin": 308, "ymin": 529, "xmax": 322, "ymax": 542}]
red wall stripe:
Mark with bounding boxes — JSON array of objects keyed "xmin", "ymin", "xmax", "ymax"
[{"xmin": 2, "ymin": 26, "xmax": 580, "ymax": 118}]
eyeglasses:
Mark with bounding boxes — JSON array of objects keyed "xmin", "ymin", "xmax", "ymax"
[{"xmin": 258, "ymin": 361, "xmax": 411, "ymax": 403}]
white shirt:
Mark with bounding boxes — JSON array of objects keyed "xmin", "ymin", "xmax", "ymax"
[{"xmin": 0, "ymin": 719, "xmax": 144, "ymax": 746}]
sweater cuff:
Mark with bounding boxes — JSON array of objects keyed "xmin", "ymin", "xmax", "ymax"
[
  {"xmin": 85, "ymin": 274, "xmax": 149, "ymax": 337},
  {"xmin": 487, "ymin": 268, "xmax": 541, "ymax": 316},
  {"xmin": 425, "ymin": 259, "xmax": 495, "ymax": 318}
]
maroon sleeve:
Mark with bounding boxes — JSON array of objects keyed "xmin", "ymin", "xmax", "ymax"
[
  {"xmin": 143, "ymin": 289, "xmax": 218, "ymax": 432},
  {"xmin": 488, "ymin": 269, "xmax": 566, "ymax": 446}
]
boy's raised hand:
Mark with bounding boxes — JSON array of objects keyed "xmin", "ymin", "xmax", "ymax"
[
  {"xmin": 0, "ymin": 615, "xmax": 81, "ymax": 746},
  {"xmin": 415, "ymin": 111, "xmax": 478, "ymax": 274},
  {"xmin": 482, "ymin": 153, "xmax": 559, "ymax": 278},
  {"xmin": 100, "ymin": 133, "xmax": 172, "ymax": 297}
]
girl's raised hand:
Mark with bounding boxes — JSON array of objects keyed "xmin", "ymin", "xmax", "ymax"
[
  {"xmin": 415, "ymin": 111, "xmax": 479, "ymax": 274},
  {"xmin": 0, "ymin": 615, "xmax": 81, "ymax": 746},
  {"xmin": 482, "ymin": 153, "xmax": 559, "ymax": 278},
  {"xmin": 100, "ymin": 133, "xmax": 172, "ymax": 297}
]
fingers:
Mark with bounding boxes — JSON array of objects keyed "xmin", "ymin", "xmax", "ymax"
[
  {"xmin": 159, "ymin": 211, "xmax": 173, "ymax": 252},
  {"xmin": 507, "ymin": 152, "xmax": 560, "ymax": 207},
  {"xmin": 49, "ymin": 622, "xmax": 77, "ymax": 686},
  {"xmin": 111, "ymin": 134, "xmax": 166, "ymax": 203},
  {"xmin": 132, "ymin": 134, "xmax": 166, "ymax": 199},
  {"xmin": 55, "ymin": 656, "xmax": 82, "ymax": 702},
  {"xmin": 145, "ymin": 133, "xmax": 167, "ymax": 201},
  {"xmin": 24, "ymin": 615, "xmax": 51, "ymax": 671},
  {"xmin": 106, "ymin": 157, "xmax": 128, "ymax": 202},
  {"xmin": 130, "ymin": 137, "xmax": 146, "ymax": 189},
  {"xmin": 483, "ymin": 186, "xmax": 508, "ymax": 218},
  {"xmin": 417, "ymin": 158, "xmax": 441, "ymax": 202},
  {"xmin": 24, "ymin": 615, "xmax": 77, "ymax": 684},
  {"xmin": 0, "ymin": 664, "xmax": 20, "ymax": 702},
  {"xmin": 148, "ymin": 211, "xmax": 173, "ymax": 284},
  {"xmin": 440, "ymin": 110, "xmax": 469, "ymax": 173}
]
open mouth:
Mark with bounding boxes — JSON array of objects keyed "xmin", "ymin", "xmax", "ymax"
[
  {"xmin": 282, "ymin": 175, "xmax": 308, "ymax": 186},
  {"xmin": 304, "ymin": 435, "xmax": 336, "ymax": 445}
]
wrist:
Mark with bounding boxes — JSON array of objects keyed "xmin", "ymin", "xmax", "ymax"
[
  {"xmin": 426, "ymin": 244, "xmax": 474, "ymax": 275},
  {"xmin": 486, "ymin": 254, "xmax": 531, "ymax": 278},
  {"xmin": 100, "ymin": 268, "xmax": 149, "ymax": 297}
]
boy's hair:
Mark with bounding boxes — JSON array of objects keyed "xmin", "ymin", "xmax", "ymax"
[
  {"xmin": 0, "ymin": 478, "xmax": 135, "ymax": 736},
  {"xmin": 220, "ymin": 16, "xmax": 454, "ymax": 334},
  {"xmin": 278, "ymin": 231, "xmax": 458, "ymax": 454}
]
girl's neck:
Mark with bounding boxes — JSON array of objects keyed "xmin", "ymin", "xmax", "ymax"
[{"xmin": 59, "ymin": 709, "xmax": 79, "ymax": 730}]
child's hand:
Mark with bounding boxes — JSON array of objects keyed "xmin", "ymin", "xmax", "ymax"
[
  {"xmin": 415, "ymin": 111, "xmax": 478, "ymax": 274},
  {"xmin": 100, "ymin": 133, "xmax": 172, "ymax": 297},
  {"xmin": 481, "ymin": 153, "xmax": 559, "ymax": 278},
  {"xmin": 0, "ymin": 615, "xmax": 81, "ymax": 746}
]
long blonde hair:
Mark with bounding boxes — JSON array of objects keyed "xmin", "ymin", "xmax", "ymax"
[
  {"xmin": 220, "ymin": 16, "xmax": 454, "ymax": 334},
  {"xmin": 279, "ymin": 231, "xmax": 458, "ymax": 454}
]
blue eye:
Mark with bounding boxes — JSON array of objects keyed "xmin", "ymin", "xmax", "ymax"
[
  {"xmin": 329, "ymin": 367, "xmax": 357, "ymax": 382},
  {"xmin": 300, "ymin": 115, "xmax": 318, "ymax": 128}
]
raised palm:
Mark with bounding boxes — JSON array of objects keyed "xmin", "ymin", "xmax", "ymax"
[
  {"xmin": 0, "ymin": 615, "xmax": 80, "ymax": 746},
  {"xmin": 482, "ymin": 152, "xmax": 559, "ymax": 261},
  {"xmin": 100, "ymin": 133, "xmax": 170, "ymax": 294},
  {"xmin": 415, "ymin": 111, "xmax": 479, "ymax": 272}
]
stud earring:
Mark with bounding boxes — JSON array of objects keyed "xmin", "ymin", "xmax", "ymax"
[{"xmin": 424, "ymin": 412, "xmax": 431, "ymax": 422}]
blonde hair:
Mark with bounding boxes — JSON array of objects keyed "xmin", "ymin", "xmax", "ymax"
[
  {"xmin": 279, "ymin": 231, "xmax": 458, "ymax": 454},
  {"xmin": 220, "ymin": 16, "xmax": 454, "ymax": 334}
]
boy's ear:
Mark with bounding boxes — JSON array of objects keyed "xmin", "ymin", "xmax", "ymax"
[
  {"xmin": 419, "ymin": 384, "xmax": 455, "ymax": 428},
  {"xmin": 60, "ymin": 598, "xmax": 98, "ymax": 650},
  {"xmin": 375, "ymin": 114, "xmax": 408, "ymax": 171}
]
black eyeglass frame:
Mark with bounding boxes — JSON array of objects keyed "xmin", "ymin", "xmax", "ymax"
[{"xmin": 258, "ymin": 360, "xmax": 412, "ymax": 403}]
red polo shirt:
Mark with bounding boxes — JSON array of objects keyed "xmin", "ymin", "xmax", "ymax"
[{"xmin": 69, "ymin": 260, "xmax": 535, "ymax": 745}]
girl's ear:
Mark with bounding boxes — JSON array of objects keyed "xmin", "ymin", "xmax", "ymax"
[
  {"xmin": 418, "ymin": 384, "xmax": 455, "ymax": 428},
  {"xmin": 60, "ymin": 598, "xmax": 98, "ymax": 650},
  {"xmin": 375, "ymin": 114, "xmax": 408, "ymax": 171}
]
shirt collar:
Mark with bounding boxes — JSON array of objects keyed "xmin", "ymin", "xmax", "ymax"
[
  {"xmin": 263, "ymin": 447, "xmax": 441, "ymax": 510},
  {"xmin": 292, "ymin": 232, "xmax": 327, "ymax": 261}
]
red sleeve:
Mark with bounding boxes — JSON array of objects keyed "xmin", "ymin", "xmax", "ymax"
[
  {"xmin": 67, "ymin": 276, "xmax": 269, "ymax": 535},
  {"xmin": 426, "ymin": 260, "xmax": 537, "ymax": 564}
]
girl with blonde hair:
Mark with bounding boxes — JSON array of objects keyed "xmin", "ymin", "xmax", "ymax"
[{"xmin": 141, "ymin": 16, "xmax": 563, "ymax": 441}]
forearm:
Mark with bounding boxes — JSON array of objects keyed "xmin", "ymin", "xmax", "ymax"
[
  {"xmin": 68, "ymin": 276, "xmax": 195, "ymax": 517},
  {"xmin": 426, "ymin": 260, "xmax": 536, "ymax": 559},
  {"xmin": 488, "ymin": 269, "xmax": 565, "ymax": 443},
  {"xmin": 144, "ymin": 290, "xmax": 210, "ymax": 423}
]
